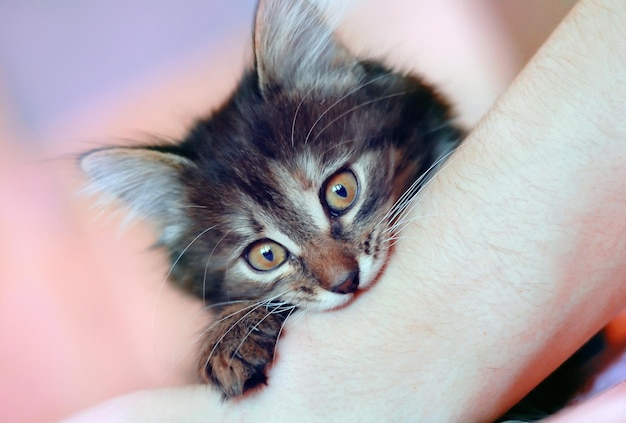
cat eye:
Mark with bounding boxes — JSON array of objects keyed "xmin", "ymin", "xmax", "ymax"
[
  {"xmin": 245, "ymin": 239, "xmax": 288, "ymax": 271},
  {"xmin": 323, "ymin": 170, "xmax": 358, "ymax": 216}
]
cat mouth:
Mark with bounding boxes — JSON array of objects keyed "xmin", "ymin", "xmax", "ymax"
[
  {"xmin": 300, "ymin": 270, "xmax": 360, "ymax": 312},
  {"xmin": 308, "ymin": 290, "xmax": 355, "ymax": 311}
]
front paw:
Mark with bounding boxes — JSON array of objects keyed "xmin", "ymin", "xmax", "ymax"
[{"xmin": 198, "ymin": 303, "xmax": 292, "ymax": 399}]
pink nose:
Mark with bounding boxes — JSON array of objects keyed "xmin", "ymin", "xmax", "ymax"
[{"xmin": 331, "ymin": 270, "xmax": 360, "ymax": 294}]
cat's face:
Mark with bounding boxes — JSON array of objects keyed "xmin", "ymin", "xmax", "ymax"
[
  {"xmin": 200, "ymin": 151, "xmax": 395, "ymax": 312},
  {"xmin": 186, "ymin": 131, "xmax": 399, "ymax": 311},
  {"xmin": 80, "ymin": 0, "xmax": 460, "ymax": 311}
]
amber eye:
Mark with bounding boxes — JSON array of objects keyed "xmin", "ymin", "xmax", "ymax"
[
  {"xmin": 323, "ymin": 169, "xmax": 359, "ymax": 216},
  {"xmin": 245, "ymin": 239, "xmax": 288, "ymax": 271}
]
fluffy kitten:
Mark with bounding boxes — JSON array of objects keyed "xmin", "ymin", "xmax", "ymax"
[{"xmin": 80, "ymin": 0, "xmax": 461, "ymax": 399}]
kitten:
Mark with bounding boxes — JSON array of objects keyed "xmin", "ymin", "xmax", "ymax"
[{"xmin": 80, "ymin": 0, "xmax": 462, "ymax": 399}]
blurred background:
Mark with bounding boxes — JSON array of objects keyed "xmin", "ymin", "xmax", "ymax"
[
  {"xmin": 1, "ymin": 1, "xmax": 256, "ymax": 146},
  {"xmin": 0, "ymin": 1, "xmax": 576, "ymax": 422}
]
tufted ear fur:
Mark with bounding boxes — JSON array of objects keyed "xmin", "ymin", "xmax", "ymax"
[
  {"xmin": 253, "ymin": 0, "xmax": 361, "ymax": 93},
  {"xmin": 79, "ymin": 147, "xmax": 193, "ymax": 245}
]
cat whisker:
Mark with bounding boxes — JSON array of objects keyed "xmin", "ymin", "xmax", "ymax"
[
  {"xmin": 373, "ymin": 149, "xmax": 459, "ymax": 262},
  {"xmin": 151, "ymin": 224, "xmax": 219, "ymax": 352},
  {"xmin": 311, "ymin": 91, "xmax": 409, "ymax": 144},
  {"xmin": 202, "ymin": 230, "xmax": 232, "ymax": 301},
  {"xmin": 149, "ymin": 277, "xmax": 249, "ymax": 385},
  {"xmin": 202, "ymin": 290, "xmax": 292, "ymax": 372},
  {"xmin": 227, "ymin": 310, "xmax": 276, "ymax": 367},
  {"xmin": 271, "ymin": 306, "xmax": 299, "ymax": 367},
  {"xmin": 303, "ymin": 73, "xmax": 391, "ymax": 145},
  {"xmin": 383, "ymin": 150, "xmax": 452, "ymax": 223},
  {"xmin": 390, "ymin": 149, "xmax": 461, "ymax": 230},
  {"xmin": 198, "ymin": 292, "xmax": 288, "ymax": 339},
  {"xmin": 201, "ymin": 301, "xmax": 271, "ymax": 369},
  {"xmin": 389, "ymin": 236, "xmax": 425, "ymax": 250},
  {"xmin": 291, "ymin": 87, "xmax": 315, "ymax": 147},
  {"xmin": 387, "ymin": 232, "xmax": 432, "ymax": 247},
  {"xmin": 201, "ymin": 299, "xmax": 251, "ymax": 312},
  {"xmin": 151, "ymin": 298, "xmax": 254, "ymax": 385},
  {"xmin": 158, "ymin": 298, "xmax": 262, "ymax": 374},
  {"xmin": 381, "ymin": 146, "xmax": 460, "ymax": 229},
  {"xmin": 386, "ymin": 213, "xmax": 448, "ymax": 238},
  {"xmin": 384, "ymin": 185, "xmax": 421, "ymax": 227},
  {"xmin": 165, "ymin": 225, "xmax": 220, "ymax": 282},
  {"xmin": 424, "ymin": 120, "xmax": 458, "ymax": 138},
  {"xmin": 377, "ymin": 183, "xmax": 422, "ymax": 232},
  {"xmin": 228, "ymin": 303, "xmax": 297, "ymax": 369},
  {"xmin": 319, "ymin": 138, "xmax": 358, "ymax": 156},
  {"xmin": 268, "ymin": 304, "xmax": 297, "ymax": 314}
]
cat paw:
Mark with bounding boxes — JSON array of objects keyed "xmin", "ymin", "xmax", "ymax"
[{"xmin": 198, "ymin": 303, "xmax": 292, "ymax": 399}]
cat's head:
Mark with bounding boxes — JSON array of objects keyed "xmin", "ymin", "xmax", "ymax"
[{"xmin": 80, "ymin": 0, "xmax": 460, "ymax": 311}]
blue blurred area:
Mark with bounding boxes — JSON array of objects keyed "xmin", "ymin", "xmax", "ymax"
[{"xmin": 0, "ymin": 0, "xmax": 256, "ymax": 140}]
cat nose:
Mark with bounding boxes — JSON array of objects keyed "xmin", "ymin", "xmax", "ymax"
[{"xmin": 331, "ymin": 270, "xmax": 360, "ymax": 294}]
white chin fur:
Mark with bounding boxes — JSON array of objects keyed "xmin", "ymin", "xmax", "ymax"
[
  {"xmin": 358, "ymin": 251, "xmax": 388, "ymax": 288},
  {"xmin": 307, "ymin": 291, "xmax": 353, "ymax": 311}
]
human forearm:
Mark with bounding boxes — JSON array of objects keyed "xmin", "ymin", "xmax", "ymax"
[{"xmin": 384, "ymin": 0, "xmax": 626, "ymax": 419}]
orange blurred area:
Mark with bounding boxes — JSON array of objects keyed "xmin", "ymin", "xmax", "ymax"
[
  {"xmin": 606, "ymin": 310, "xmax": 626, "ymax": 345},
  {"xmin": 9, "ymin": 2, "xmax": 624, "ymax": 422}
]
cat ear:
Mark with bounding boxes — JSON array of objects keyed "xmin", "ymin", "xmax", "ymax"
[
  {"xmin": 253, "ymin": 0, "xmax": 360, "ymax": 92},
  {"xmin": 79, "ymin": 147, "xmax": 193, "ymax": 244}
]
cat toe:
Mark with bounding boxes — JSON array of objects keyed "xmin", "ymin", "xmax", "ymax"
[
  {"xmin": 198, "ymin": 303, "xmax": 292, "ymax": 399},
  {"xmin": 201, "ymin": 351, "xmax": 269, "ymax": 399}
]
